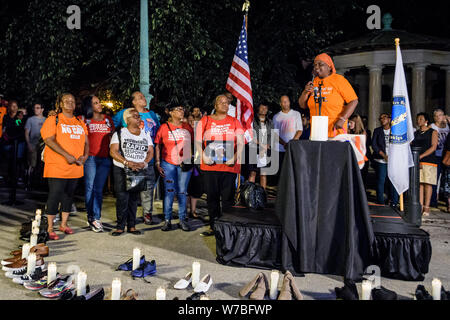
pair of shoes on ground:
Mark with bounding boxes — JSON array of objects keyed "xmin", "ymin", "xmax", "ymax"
[
  {"xmin": 161, "ymin": 219, "xmax": 191, "ymax": 232},
  {"xmin": 174, "ymin": 272, "xmax": 213, "ymax": 293},
  {"xmin": 415, "ymin": 284, "xmax": 450, "ymax": 300},
  {"xmin": 2, "ymin": 244, "xmax": 49, "ymax": 266},
  {"xmin": 116, "ymin": 255, "xmax": 157, "ymax": 280},
  {"xmin": 39, "ymin": 274, "xmax": 75, "ymax": 299},
  {"xmin": 239, "ymin": 271, "xmax": 303, "ymax": 300},
  {"xmin": 48, "ymin": 226, "xmax": 74, "ymax": 241},
  {"xmin": 104, "ymin": 288, "xmax": 138, "ymax": 300},
  {"xmin": 87, "ymin": 219, "xmax": 104, "ymax": 233},
  {"xmin": 111, "ymin": 227, "xmax": 142, "ymax": 236},
  {"xmin": 60, "ymin": 285, "xmax": 105, "ymax": 301},
  {"xmin": 3, "ymin": 255, "xmax": 45, "ymax": 273}
]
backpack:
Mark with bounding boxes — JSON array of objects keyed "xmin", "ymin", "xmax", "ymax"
[
  {"xmin": 19, "ymin": 216, "xmax": 49, "ymax": 243},
  {"xmin": 235, "ymin": 181, "xmax": 267, "ymax": 210}
]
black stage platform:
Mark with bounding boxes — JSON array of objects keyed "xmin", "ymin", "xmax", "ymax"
[{"xmin": 215, "ymin": 204, "xmax": 432, "ymax": 281}]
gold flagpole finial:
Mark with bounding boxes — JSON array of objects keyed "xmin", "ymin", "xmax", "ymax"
[
  {"xmin": 242, "ymin": 0, "xmax": 250, "ymax": 13},
  {"xmin": 395, "ymin": 38, "xmax": 400, "ymax": 48}
]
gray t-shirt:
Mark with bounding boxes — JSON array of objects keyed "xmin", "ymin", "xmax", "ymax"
[{"xmin": 25, "ymin": 116, "xmax": 46, "ymax": 145}]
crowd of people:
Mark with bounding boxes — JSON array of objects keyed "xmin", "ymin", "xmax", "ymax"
[{"xmin": 1, "ymin": 53, "xmax": 449, "ymax": 241}]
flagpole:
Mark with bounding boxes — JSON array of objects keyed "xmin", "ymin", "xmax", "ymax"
[{"xmin": 394, "ymin": 38, "xmax": 405, "ymax": 212}]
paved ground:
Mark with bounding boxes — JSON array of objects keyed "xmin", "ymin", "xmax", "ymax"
[{"xmin": 0, "ymin": 184, "xmax": 449, "ymax": 300}]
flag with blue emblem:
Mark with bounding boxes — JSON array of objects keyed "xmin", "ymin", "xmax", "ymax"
[{"xmin": 388, "ymin": 40, "xmax": 415, "ymax": 195}]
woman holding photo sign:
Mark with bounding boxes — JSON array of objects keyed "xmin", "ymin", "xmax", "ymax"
[
  {"xmin": 195, "ymin": 95, "xmax": 245, "ymax": 237},
  {"xmin": 299, "ymin": 53, "xmax": 358, "ymax": 138}
]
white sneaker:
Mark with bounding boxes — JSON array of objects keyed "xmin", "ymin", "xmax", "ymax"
[
  {"xmin": 91, "ymin": 220, "xmax": 103, "ymax": 233},
  {"xmin": 174, "ymin": 272, "xmax": 192, "ymax": 289},
  {"xmin": 193, "ymin": 274, "xmax": 213, "ymax": 293}
]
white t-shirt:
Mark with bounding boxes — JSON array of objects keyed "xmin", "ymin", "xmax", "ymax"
[
  {"xmin": 273, "ymin": 109, "xmax": 303, "ymax": 152},
  {"xmin": 430, "ymin": 123, "xmax": 450, "ymax": 157},
  {"xmin": 375, "ymin": 129, "xmax": 390, "ymax": 164},
  {"xmin": 110, "ymin": 127, "xmax": 154, "ymax": 168}
]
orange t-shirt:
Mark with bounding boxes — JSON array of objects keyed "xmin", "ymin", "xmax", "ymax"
[
  {"xmin": 40, "ymin": 113, "xmax": 88, "ymax": 179},
  {"xmin": 195, "ymin": 115, "xmax": 244, "ymax": 174},
  {"xmin": 307, "ymin": 73, "xmax": 358, "ymax": 137},
  {"xmin": 0, "ymin": 106, "xmax": 7, "ymax": 138}
]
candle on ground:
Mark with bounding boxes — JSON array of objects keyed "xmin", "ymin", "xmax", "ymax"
[
  {"xmin": 432, "ymin": 278, "xmax": 442, "ymax": 300},
  {"xmin": 269, "ymin": 270, "xmax": 280, "ymax": 300},
  {"xmin": 361, "ymin": 280, "xmax": 372, "ymax": 300},
  {"xmin": 77, "ymin": 271, "xmax": 87, "ymax": 296},
  {"xmin": 192, "ymin": 261, "xmax": 201, "ymax": 288},
  {"xmin": 132, "ymin": 248, "xmax": 141, "ymax": 271},
  {"xmin": 26, "ymin": 253, "xmax": 37, "ymax": 275},
  {"xmin": 111, "ymin": 278, "xmax": 121, "ymax": 300},
  {"xmin": 32, "ymin": 219, "xmax": 38, "ymax": 230},
  {"xmin": 156, "ymin": 287, "xmax": 166, "ymax": 300},
  {"xmin": 21, "ymin": 243, "xmax": 31, "ymax": 259},
  {"xmin": 30, "ymin": 234, "xmax": 38, "ymax": 247},
  {"xmin": 47, "ymin": 263, "xmax": 57, "ymax": 284}
]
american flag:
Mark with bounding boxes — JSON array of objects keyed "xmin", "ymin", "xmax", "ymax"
[{"xmin": 226, "ymin": 15, "xmax": 254, "ymax": 142}]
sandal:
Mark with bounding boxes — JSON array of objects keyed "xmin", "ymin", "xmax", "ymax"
[
  {"xmin": 422, "ymin": 206, "xmax": 430, "ymax": 216},
  {"xmin": 111, "ymin": 229, "xmax": 124, "ymax": 236},
  {"xmin": 49, "ymin": 232, "xmax": 60, "ymax": 240},
  {"xmin": 121, "ymin": 289, "xmax": 138, "ymax": 300},
  {"xmin": 59, "ymin": 226, "xmax": 74, "ymax": 234},
  {"xmin": 190, "ymin": 211, "xmax": 199, "ymax": 219}
]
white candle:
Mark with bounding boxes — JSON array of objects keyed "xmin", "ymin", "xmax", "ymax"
[
  {"xmin": 76, "ymin": 271, "xmax": 87, "ymax": 296},
  {"xmin": 111, "ymin": 278, "xmax": 121, "ymax": 300},
  {"xmin": 32, "ymin": 226, "xmax": 39, "ymax": 235},
  {"xmin": 132, "ymin": 248, "xmax": 141, "ymax": 271},
  {"xmin": 269, "ymin": 270, "xmax": 280, "ymax": 300},
  {"xmin": 35, "ymin": 214, "xmax": 41, "ymax": 227},
  {"xmin": 21, "ymin": 243, "xmax": 31, "ymax": 259},
  {"xmin": 48, "ymin": 263, "xmax": 57, "ymax": 284},
  {"xmin": 32, "ymin": 220, "xmax": 39, "ymax": 230},
  {"xmin": 36, "ymin": 209, "xmax": 42, "ymax": 215},
  {"xmin": 192, "ymin": 261, "xmax": 201, "ymax": 288},
  {"xmin": 200, "ymin": 295, "xmax": 210, "ymax": 300},
  {"xmin": 30, "ymin": 234, "xmax": 38, "ymax": 247},
  {"xmin": 361, "ymin": 280, "xmax": 372, "ymax": 300},
  {"xmin": 26, "ymin": 253, "xmax": 37, "ymax": 275},
  {"xmin": 156, "ymin": 287, "xmax": 166, "ymax": 300},
  {"xmin": 432, "ymin": 278, "xmax": 442, "ymax": 300}
]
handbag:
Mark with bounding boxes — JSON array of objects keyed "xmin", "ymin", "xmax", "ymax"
[
  {"xmin": 166, "ymin": 123, "xmax": 193, "ymax": 172},
  {"xmin": 117, "ymin": 129, "xmax": 148, "ymax": 192}
]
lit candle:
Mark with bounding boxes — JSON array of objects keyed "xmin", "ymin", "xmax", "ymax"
[
  {"xmin": 111, "ymin": 278, "xmax": 121, "ymax": 300},
  {"xmin": 432, "ymin": 278, "xmax": 442, "ymax": 300},
  {"xmin": 156, "ymin": 287, "xmax": 166, "ymax": 300},
  {"xmin": 32, "ymin": 226, "xmax": 39, "ymax": 234},
  {"xmin": 32, "ymin": 219, "xmax": 39, "ymax": 230},
  {"xmin": 132, "ymin": 248, "xmax": 141, "ymax": 271},
  {"xmin": 26, "ymin": 253, "xmax": 36, "ymax": 275},
  {"xmin": 21, "ymin": 243, "xmax": 31, "ymax": 259},
  {"xmin": 77, "ymin": 271, "xmax": 87, "ymax": 296},
  {"xmin": 36, "ymin": 209, "xmax": 42, "ymax": 216},
  {"xmin": 192, "ymin": 261, "xmax": 201, "ymax": 288},
  {"xmin": 47, "ymin": 263, "xmax": 57, "ymax": 284},
  {"xmin": 30, "ymin": 234, "xmax": 38, "ymax": 247},
  {"xmin": 361, "ymin": 280, "xmax": 372, "ymax": 300},
  {"xmin": 269, "ymin": 270, "xmax": 280, "ymax": 300}
]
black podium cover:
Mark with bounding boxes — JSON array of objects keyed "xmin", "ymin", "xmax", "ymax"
[{"xmin": 275, "ymin": 140, "xmax": 375, "ymax": 280}]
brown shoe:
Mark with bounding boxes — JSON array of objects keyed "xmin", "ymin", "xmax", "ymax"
[
  {"xmin": 2, "ymin": 255, "xmax": 44, "ymax": 272},
  {"xmin": 1, "ymin": 255, "xmax": 23, "ymax": 266},
  {"xmin": 239, "ymin": 273, "xmax": 263, "ymax": 297},
  {"xmin": 9, "ymin": 243, "xmax": 46, "ymax": 256},
  {"xmin": 249, "ymin": 273, "xmax": 269, "ymax": 300},
  {"xmin": 278, "ymin": 271, "xmax": 303, "ymax": 300}
]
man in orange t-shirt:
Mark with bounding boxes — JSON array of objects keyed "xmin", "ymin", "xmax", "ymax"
[
  {"xmin": 299, "ymin": 53, "xmax": 358, "ymax": 137},
  {"xmin": 40, "ymin": 93, "xmax": 89, "ymax": 240}
]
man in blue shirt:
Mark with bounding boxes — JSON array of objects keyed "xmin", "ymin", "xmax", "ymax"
[{"xmin": 113, "ymin": 91, "xmax": 160, "ymax": 225}]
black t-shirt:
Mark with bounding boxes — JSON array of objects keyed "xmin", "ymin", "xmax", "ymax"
[
  {"xmin": 412, "ymin": 128, "xmax": 437, "ymax": 164},
  {"xmin": 2, "ymin": 114, "xmax": 25, "ymax": 144}
]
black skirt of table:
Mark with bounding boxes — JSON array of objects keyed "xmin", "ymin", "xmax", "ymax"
[{"xmin": 275, "ymin": 140, "xmax": 375, "ymax": 280}]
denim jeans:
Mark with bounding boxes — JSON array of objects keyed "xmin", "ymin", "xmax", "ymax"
[
  {"xmin": 160, "ymin": 160, "xmax": 192, "ymax": 221},
  {"xmin": 84, "ymin": 156, "xmax": 111, "ymax": 221},
  {"xmin": 375, "ymin": 161, "xmax": 399, "ymax": 205}
]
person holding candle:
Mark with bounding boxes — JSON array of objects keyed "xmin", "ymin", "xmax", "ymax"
[
  {"xmin": 154, "ymin": 103, "xmax": 194, "ymax": 232},
  {"xmin": 40, "ymin": 93, "xmax": 89, "ymax": 240},
  {"xmin": 80, "ymin": 95, "xmax": 115, "ymax": 232},
  {"xmin": 195, "ymin": 94, "xmax": 245, "ymax": 237},
  {"xmin": 109, "ymin": 108, "xmax": 154, "ymax": 236},
  {"xmin": 298, "ymin": 53, "xmax": 358, "ymax": 138}
]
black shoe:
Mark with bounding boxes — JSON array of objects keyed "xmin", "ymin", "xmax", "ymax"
[
  {"xmin": 372, "ymin": 286, "xmax": 398, "ymax": 300},
  {"xmin": 111, "ymin": 230, "xmax": 124, "ymax": 236},
  {"xmin": 335, "ymin": 279, "xmax": 359, "ymax": 300},
  {"xmin": 179, "ymin": 220, "xmax": 191, "ymax": 232},
  {"xmin": 127, "ymin": 229, "xmax": 142, "ymax": 235},
  {"xmin": 161, "ymin": 220, "xmax": 172, "ymax": 231},
  {"xmin": 200, "ymin": 229, "xmax": 215, "ymax": 237},
  {"xmin": 186, "ymin": 292, "xmax": 205, "ymax": 300},
  {"xmin": 415, "ymin": 285, "xmax": 433, "ymax": 300},
  {"xmin": 73, "ymin": 287, "xmax": 105, "ymax": 301}
]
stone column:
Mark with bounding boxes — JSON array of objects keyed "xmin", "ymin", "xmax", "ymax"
[
  {"xmin": 442, "ymin": 66, "xmax": 450, "ymax": 115},
  {"xmin": 367, "ymin": 65, "xmax": 383, "ymax": 133},
  {"xmin": 411, "ymin": 63, "xmax": 429, "ymax": 117}
]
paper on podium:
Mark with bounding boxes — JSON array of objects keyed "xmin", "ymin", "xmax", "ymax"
[{"xmin": 331, "ymin": 134, "xmax": 368, "ymax": 169}]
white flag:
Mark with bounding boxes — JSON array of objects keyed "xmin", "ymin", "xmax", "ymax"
[{"xmin": 388, "ymin": 41, "xmax": 415, "ymax": 195}]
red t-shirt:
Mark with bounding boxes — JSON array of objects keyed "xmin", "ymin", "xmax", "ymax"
[
  {"xmin": 154, "ymin": 122, "xmax": 194, "ymax": 165},
  {"xmin": 195, "ymin": 115, "xmax": 244, "ymax": 174},
  {"xmin": 82, "ymin": 116, "xmax": 115, "ymax": 158}
]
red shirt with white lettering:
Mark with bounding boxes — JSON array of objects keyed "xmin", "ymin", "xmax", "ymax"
[
  {"xmin": 81, "ymin": 116, "xmax": 115, "ymax": 158},
  {"xmin": 195, "ymin": 115, "xmax": 244, "ymax": 174},
  {"xmin": 154, "ymin": 122, "xmax": 194, "ymax": 165}
]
